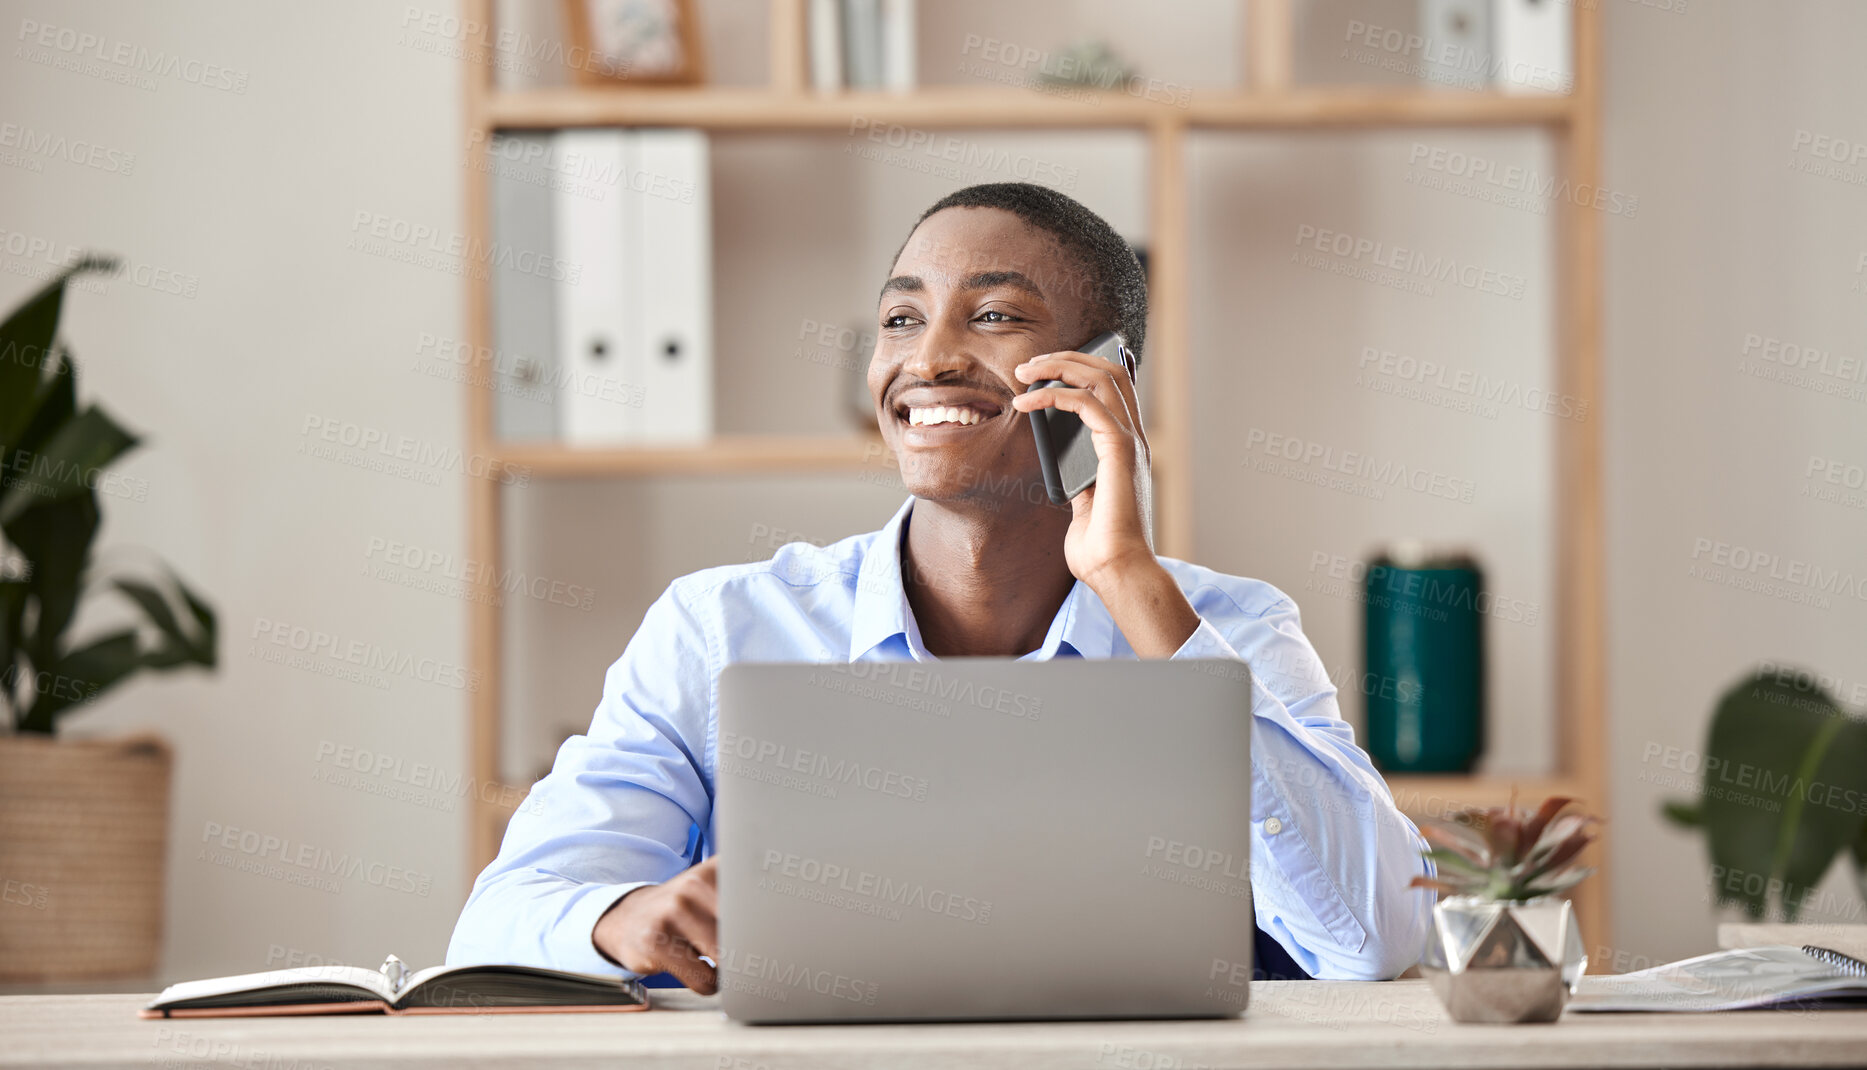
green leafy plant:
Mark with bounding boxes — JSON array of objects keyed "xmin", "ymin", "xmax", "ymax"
[
  {"xmin": 0, "ymin": 257, "xmax": 216, "ymax": 735},
  {"xmin": 1663, "ymin": 670, "xmax": 1867, "ymax": 920},
  {"xmin": 1411, "ymin": 793, "xmax": 1600, "ymax": 901}
]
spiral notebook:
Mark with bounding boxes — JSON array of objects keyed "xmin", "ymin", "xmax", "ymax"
[
  {"xmin": 140, "ymin": 955, "xmax": 649, "ymax": 1018},
  {"xmin": 1569, "ymin": 945, "xmax": 1867, "ymax": 1013}
]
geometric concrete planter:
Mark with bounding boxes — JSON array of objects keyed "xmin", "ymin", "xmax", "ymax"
[{"xmin": 1421, "ymin": 895, "xmax": 1587, "ymax": 1023}]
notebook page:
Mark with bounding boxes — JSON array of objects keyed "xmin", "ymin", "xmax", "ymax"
[{"xmin": 152, "ymin": 965, "xmax": 395, "ymax": 1007}]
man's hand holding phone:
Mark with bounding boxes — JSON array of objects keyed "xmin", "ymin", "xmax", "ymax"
[
  {"xmin": 593, "ymin": 856, "xmax": 719, "ymax": 993},
  {"xmin": 1011, "ymin": 335, "xmax": 1155, "ymax": 592},
  {"xmin": 1012, "ymin": 335, "xmax": 1199, "ymax": 658}
]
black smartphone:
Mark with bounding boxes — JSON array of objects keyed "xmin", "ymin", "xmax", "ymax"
[{"xmin": 1026, "ymin": 330, "xmax": 1137, "ymax": 505}]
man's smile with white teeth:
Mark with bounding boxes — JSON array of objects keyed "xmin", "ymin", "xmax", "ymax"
[{"xmin": 904, "ymin": 405, "xmax": 993, "ymax": 427}]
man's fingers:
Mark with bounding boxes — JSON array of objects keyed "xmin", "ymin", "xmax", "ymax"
[
  {"xmin": 1101, "ymin": 369, "xmax": 1145, "ymax": 444},
  {"xmin": 1015, "ymin": 356, "xmax": 1131, "ymax": 413},
  {"xmin": 656, "ymin": 941, "xmax": 719, "ymax": 995},
  {"xmin": 673, "ymin": 894, "xmax": 720, "ymax": 961},
  {"xmin": 1015, "ymin": 354, "xmax": 1142, "ymax": 433},
  {"xmin": 1013, "ymin": 387, "xmax": 1131, "ymax": 445},
  {"xmin": 671, "ymin": 863, "xmax": 720, "ymax": 957},
  {"xmin": 638, "ymin": 915, "xmax": 719, "ymax": 993}
]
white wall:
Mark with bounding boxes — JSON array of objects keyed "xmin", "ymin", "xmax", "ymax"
[
  {"xmin": 2, "ymin": 2, "xmax": 470, "ymax": 979},
  {"xmin": 2, "ymin": 0, "xmax": 1859, "ymax": 982},
  {"xmin": 1600, "ymin": 0, "xmax": 1867, "ymax": 968}
]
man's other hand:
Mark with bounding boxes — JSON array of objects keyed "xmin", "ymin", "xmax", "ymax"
[{"xmin": 592, "ymin": 856, "xmax": 719, "ymax": 993}]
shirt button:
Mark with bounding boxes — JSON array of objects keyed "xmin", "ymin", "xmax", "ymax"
[{"xmin": 1263, "ymin": 817, "xmax": 1283, "ymax": 836}]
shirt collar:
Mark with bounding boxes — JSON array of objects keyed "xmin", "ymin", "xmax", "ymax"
[
  {"xmin": 1033, "ymin": 578, "xmax": 1115, "ymax": 661},
  {"xmin": 848, "ymin": 496, "xmax": 1116, "ymax": 662},
  {"xmin": 848, "ymin": 497, "xmax": 917, "ymax": 661}
]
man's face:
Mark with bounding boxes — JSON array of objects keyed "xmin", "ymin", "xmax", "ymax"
[{"xmin": 868, "ymin": 206, "xmax": 1095, "ymax": 504}]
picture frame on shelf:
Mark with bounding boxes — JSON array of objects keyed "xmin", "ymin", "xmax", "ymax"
[{"xmin": 561, "ymin": 0, "xmax": 707, "ymax": 86}]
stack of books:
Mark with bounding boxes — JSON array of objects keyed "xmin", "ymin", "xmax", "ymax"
[{"xmin": 809, "ymin": 0, "xmax": 916, "ymax": 92}]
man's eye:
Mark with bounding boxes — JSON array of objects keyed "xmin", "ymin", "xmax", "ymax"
[
  {"xmin": 883, "ymin": 314, "xmax": 917, "ymax": 329},
  {"xmin": 979, "ymin": 310, "xmax": 1021, "ymax": 323}
]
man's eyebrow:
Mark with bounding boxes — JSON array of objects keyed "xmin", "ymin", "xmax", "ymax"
[
  {"xmin": 879, "ymin": 275, "xmax": 923, "ymax": 299},
  {"xmin": 961, "ymin": 270, "xmax": 1046, "ymax": 300},
  {"xmin": 878, "ymin": 270, "xmax": 1048, "ymax": 303}
]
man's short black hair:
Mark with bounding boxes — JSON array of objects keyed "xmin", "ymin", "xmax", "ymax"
[{"xmin": 903, "ymin": 182, "xmax": 1148, "ymax": 365}]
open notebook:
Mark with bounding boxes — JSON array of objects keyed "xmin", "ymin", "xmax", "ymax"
[
  {"xmin": 1569, "ymin": 945, "xmax": 1867, "ymax": 1013},
  {"xmin": 140, "ymin": 956, "xmax": 649, "ymax": 1018}
]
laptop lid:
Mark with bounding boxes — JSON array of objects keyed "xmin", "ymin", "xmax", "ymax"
[{"xmin": 715, "ymin": 658, "xmax": 1256, "ymax": 1022}]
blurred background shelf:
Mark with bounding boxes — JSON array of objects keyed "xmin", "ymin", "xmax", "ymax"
[
  {"xmin": 1387, "ymin": 774, "xmax": 1587, "ymax": 820},
  {"xmin": 492, "ymin": 434, "xmax": 886, "ymax": 477},
  {"xmin": 488, "ymin": 85, "xmax": 1575, "ymax": 131}
]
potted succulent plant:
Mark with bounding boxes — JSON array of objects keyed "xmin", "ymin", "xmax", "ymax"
[
  {"xmin": 0, "ymin": 257, "xmax": 216, "ymax": 980},
  {"xmin": 1413, "ymin": 794, "xmax": 1600, "ymax": 1022}
]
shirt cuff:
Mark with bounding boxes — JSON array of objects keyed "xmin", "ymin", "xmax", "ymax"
[{"xmin": 566, "ymin": 880, "xmax": 657, "ymax": 978}]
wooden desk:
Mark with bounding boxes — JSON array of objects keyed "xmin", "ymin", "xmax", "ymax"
[{"xmin": 4, "ymin": 983, "xmax": 1863, "ymax": 1069}]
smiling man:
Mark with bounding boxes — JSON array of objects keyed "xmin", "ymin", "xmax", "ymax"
[{"xmin": 448, "ymin": 183, "xmax": 1432, "ymax": 989}]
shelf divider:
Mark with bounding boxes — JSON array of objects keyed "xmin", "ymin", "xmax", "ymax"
[{"xmin": 1247, "ymin": 0, "xmax": 1295, "ymax": 93}]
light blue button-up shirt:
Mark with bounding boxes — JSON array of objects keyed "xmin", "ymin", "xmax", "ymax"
[{"xmin": 448, "ymin": 497, "xmax": 1433, "ymax": 981}]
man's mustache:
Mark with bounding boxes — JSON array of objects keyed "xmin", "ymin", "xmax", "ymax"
[{"xmin": 885, "ymin": 376, "xmax": 1017, "ymax": 408}]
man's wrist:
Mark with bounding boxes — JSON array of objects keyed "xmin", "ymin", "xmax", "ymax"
[
  {"xmin": 1088, "ymin": 553, "xmax": 1200, "ymax": 658},
  {"xmin": 591, "ymin": 882, "xmax": 655, "ymax": 967},
  {"xmin": 1079, "ymin": 544, "xmax": 1163, "ymax": 597}
]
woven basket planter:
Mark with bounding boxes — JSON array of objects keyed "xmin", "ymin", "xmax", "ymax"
[{"xmin": 0, "ymin": 734, "xmax": 171, "ymax": 981}]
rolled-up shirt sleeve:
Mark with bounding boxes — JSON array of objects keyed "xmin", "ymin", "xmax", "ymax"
[
  {"xmin": 1171, "ymin": 589, "xmax": 1433, "ymax": 980},
  {"xmin": 446, "ymin": 585, "xmax": 716, "ymax": 976}
]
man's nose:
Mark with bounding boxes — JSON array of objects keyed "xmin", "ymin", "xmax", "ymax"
[{"xmin": 901, "ymin": 317, "xmax": 973, "ymax": 381}]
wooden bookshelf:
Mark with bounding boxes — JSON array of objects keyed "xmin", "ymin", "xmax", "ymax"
[{"xmin": 459, "ymin": 0, "xmax": 1610, "ymax": 957}]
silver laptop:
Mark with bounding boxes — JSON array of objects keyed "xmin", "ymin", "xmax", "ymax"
[{"xmin": 714, "ymin": 658, "xmax": 1256, "ymax": 1023}]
